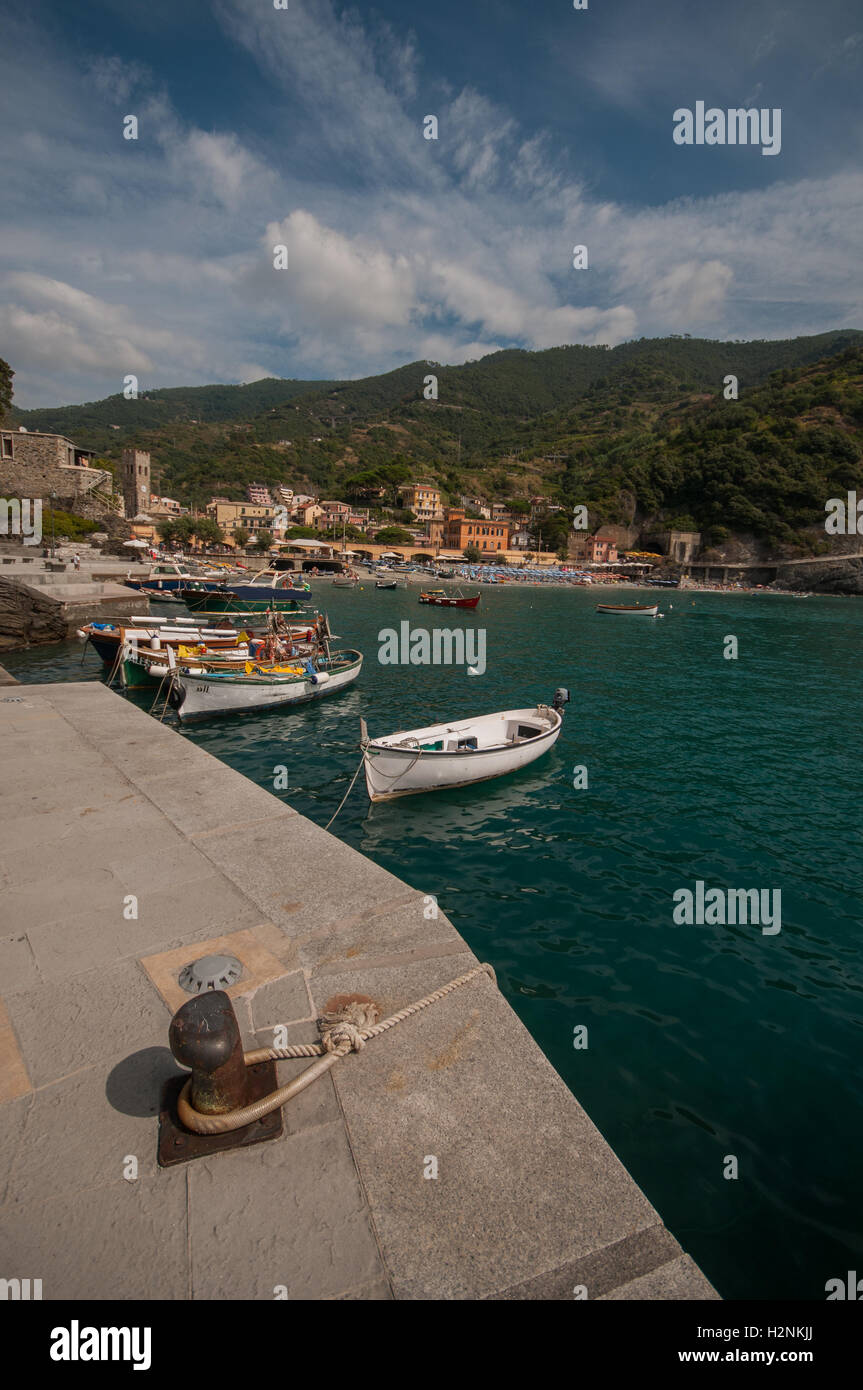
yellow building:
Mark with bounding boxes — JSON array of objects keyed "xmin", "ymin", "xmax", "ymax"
[
  {"xmin": 398, "ymin": 483, "xmax": 443, "ymax": 524},
  {"xmin": 207, "ymin": 500, "xmax": 279, "ymax": 543}
]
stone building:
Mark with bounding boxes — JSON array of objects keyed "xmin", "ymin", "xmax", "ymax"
[
  {"xmin": 122, "ymin": 450, "xmax": 151, "ymax": 520},
  {"xmin": 0, "ymin": 427, "xmax": 117, "ymax": 517},
  {"xmin": 0, "ymin": 428, "xmax": 93, "ymax": 471}
]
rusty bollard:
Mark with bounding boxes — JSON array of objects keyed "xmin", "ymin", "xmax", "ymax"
[
  {"xmin": 169, "ymin": 990, "xmax": 250, "ymax": 1115},
  {"xmin": 157, "ymin": 990, "xmax": 283, "ymax": 1166}
]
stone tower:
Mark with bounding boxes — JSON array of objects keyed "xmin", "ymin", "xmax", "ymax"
[{"xmin": 122, "ymin": 449, "xmax": 151, "ymax": 519}]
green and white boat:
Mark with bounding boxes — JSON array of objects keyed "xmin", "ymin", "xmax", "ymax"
[{"xmin": 166, "ymin": 649, "xmax": 363, "ymax": 721}]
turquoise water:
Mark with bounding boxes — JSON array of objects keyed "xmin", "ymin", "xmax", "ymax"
[{"xmin": 7, "ymin": 584, "xmax": 863, "ymax": 1300}]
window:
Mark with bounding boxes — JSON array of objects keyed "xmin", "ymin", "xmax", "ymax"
[{"xmin": 1, "ymin": 434, "xmax": 12, "ymax": 459}]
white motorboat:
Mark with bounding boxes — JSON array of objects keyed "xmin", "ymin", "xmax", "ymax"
[{"xmin": 361, "ymin": 688, "xmax": 569, "ymax": 802}]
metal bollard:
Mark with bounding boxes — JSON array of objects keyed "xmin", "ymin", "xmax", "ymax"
[
  {"xmin": 158, "ymin": 989, "xmax": 283, "ymax": 1166},
  {"xmin": 168, "ymin": 990, "xmax": 249, "ymax": 1116}
]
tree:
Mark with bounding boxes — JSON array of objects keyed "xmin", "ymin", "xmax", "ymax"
[
  {"xmin": 170, "ymin": 517, "xmax": 194, "ymax": 547},
  {"xmin": 0, "ymin": 357, "xmax": 13, "ymax": 423},
  {"xmin": 193, "ymin": 517, "xmax": 224, "ymax": 547},
  {"xmin": 254, "ymin": 529, "xmax": 274, "ymax": 551},
  {"xmin": 232, "ymin": 526, "xmax": 250, "ymax": 549},
  {"xmin": 463, "ymin": 544, "xmax": 481, "ymax": 563},
  {"xmin": 373, "ymin": 526, "xmax": 413, "ymax": 544},
  {"xmin": 156, "ymin": 520, "xmax": 177, "ymax": 546}
]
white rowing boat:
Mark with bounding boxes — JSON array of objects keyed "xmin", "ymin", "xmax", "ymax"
[
  {"xmin": 361, "ymin": 689, "xmax": 569, "ymax": 802},
  {"xmin": 595, "ymin": 603, "xmax": 659, "ymax": 616}
]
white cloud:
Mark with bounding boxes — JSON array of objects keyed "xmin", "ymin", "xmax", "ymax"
[{"xmin": 0, "ymin": 0, "xmax": 861, "ymax": 407}]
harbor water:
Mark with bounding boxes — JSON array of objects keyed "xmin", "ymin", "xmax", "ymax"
[{"xmin": 7, "ymin": 583, "xmax": 862, "ymax": 1300}]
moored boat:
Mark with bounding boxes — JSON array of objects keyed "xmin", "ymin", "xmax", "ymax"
[
  {"xmin": 167, "ymin": 649, "xmax": 363, "ymax": 721},
  {"xmin": 181, "ymin": 567, "xmax": 311, "ymax": 612},
  {"xmin": 361, "ymin": 688, "xmax": 569, "ymax": 802},
  {"xmin": 595, "ymin": 603, "xmax": 659, "ymax": 616},
  {"xmin": 124, "ymin": 560, "xmax": 229, "ymax": 594},
  {"xmin": 418, "ymin": 588, "xmax": 481, "ymax": 609}
]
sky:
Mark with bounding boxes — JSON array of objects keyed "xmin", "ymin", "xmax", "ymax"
[{"xmin": 1, "ymin": 0, "xmax": 861, "ymax": 407}]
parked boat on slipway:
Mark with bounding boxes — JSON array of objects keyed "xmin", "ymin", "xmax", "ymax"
[{"xmin": 360, "ymin": 688, "xmax": 569, "ymax": 802}]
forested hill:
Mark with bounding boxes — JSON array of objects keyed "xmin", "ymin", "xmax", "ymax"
[
  {"xmin": 12, "ymin": 330, "xmax": 861, "ymax": 441},
  {"xmin": 7, "ymin": 330, "xmax": 863, "ymax": 543}
]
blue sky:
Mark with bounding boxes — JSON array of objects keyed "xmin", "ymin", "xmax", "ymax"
[{"xmin": 1, "ymin": 0, "xmax": 861, "ymax": 406}]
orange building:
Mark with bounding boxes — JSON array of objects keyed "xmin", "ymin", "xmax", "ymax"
[{"xmin": 443, "ymin": 507, "xmax": 510, "ymax": 556}]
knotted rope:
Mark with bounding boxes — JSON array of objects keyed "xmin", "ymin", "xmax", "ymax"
[{"xmin": 176, "ymin": 963, "xmax": 496, "ymax": 1135}]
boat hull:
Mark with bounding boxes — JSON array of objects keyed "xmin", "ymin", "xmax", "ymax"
[
  {"xmin": 363, "ymin": 706, "xmax": 562, "ymax": 802},
  {"xmin": 181, "ymin": 587, "xmax": 309, "ymax": 613},
  {"xmin": 171, "ymin": 653, "xmax": 362, "ymax": 721},
  {"xmin": 418, "ymin": 595, "xmax": 480, "ymax": 609},
  {"xmin": 595, "ymin": 604, "xmax": 658, "ymax": 616}
]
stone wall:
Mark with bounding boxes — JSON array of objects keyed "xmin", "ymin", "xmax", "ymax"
[
  {"xmin": 0, "ymin": 458, "xmax": 122, "ymax": 529},
  {"xmin": 0, "ymin": 578, "xmax": 67, "ymax": 652}
]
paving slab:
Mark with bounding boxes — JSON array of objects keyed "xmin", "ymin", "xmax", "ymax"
[
  {"xmin": 188, "ymin": 1122, "xmax": 386, "ymax": 1301},
  {"xmin": 308, "ymin": 953, "xmax": 671, "ymax": 1301},
  {"xmin": 0, "ymin": 1177, "xmax": 189, "ymax": 1301},
  {"xmin": 5, "ymin": 958, "xmax": 172, "ymax": 1089},
  {"xmin": 598, "ymin": 1255, "xmax": 719, "ymax": 1300}
]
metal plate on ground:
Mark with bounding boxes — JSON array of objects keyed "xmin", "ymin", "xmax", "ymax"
[{"xmin": 157, "ymin": 1060, "xmax": 283, "ymax": 1167}]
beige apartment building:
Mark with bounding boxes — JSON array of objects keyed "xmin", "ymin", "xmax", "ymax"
[
  {"xmin": 207, "ymin": 499, "xmax": 280, "ymax": 541},
  {"xmin": 399, "ymin": 482, "xmax": 444, "ymax": 524}
]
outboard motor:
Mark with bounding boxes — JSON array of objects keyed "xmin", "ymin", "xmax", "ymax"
[{"xmin": 552, "ymin": 687, "xmax": 570, "ymax": 713}]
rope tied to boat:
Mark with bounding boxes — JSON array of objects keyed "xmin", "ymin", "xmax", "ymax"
[{"xmin": 176, "ymin": 962, "xmax": 497, "ymax": 1135}]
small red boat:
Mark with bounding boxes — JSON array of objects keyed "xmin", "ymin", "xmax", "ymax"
[{"xmin": 418, "ymin": 589, "xmax": 481, "ymax": 609}]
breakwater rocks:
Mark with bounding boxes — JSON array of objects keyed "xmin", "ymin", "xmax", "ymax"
[
  {"xmin": 0, "ymin": 577, "xmax": 67, "ymax": 652},
  {"xmin": 777, "ymin": 558, "xmax": 863, "ymax": 595}
]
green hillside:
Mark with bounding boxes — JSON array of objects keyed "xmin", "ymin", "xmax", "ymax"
[{"xmin": 7, "ymin": 330, "xmax": 863, "ymax": 542}]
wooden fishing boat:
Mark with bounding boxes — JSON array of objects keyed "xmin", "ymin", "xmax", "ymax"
[
  {"xmin": 81, "ymin": 619, "xmax": 252, "ymax": 665},
  {"xmin": 595, "ymin": 603, "xmax": 659, "ymax": 616},
  {"xmin": 361, "ymin": 689, "xmax": 569, "ymax": 802},
  {"xmin": 418, "ymin": 588, "xmax": 481, "ymax": 609},
  {"xmin": 119, "ymin": 626, "xmax": 328, "ymax": 689},
  {"xmin": 375, "ymin": 579, "xmax": 398, "ymax": 590},
  {"xmin": 333, "ymin": 572, "xmax": 360, "ymax": 588},
  {"xmin": 166, "ymin": 649, "xmax": 363, "ymax": 722}
]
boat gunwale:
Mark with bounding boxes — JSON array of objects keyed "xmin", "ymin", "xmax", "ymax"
[{"xmin": 365, "ymin": 707, "xmax": 562, "ymax": 759}]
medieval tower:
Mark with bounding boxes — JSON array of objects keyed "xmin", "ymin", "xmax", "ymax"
[{"xmin": 122, "ymin": 449, "xmax": 151, "ymax": 519}]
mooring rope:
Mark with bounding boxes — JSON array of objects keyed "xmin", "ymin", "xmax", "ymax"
[{"xmin": 176, "ymin": 962, "xmax": 497, "ymax": 1135}]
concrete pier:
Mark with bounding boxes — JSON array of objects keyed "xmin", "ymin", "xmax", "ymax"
[
  {"xmin": 0, "ymin": 568, "xmax": 148, "ymax": 652},
  {"xmin": 0, "ymin": 683, "xmax": 719, "ymax": 1300}
]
